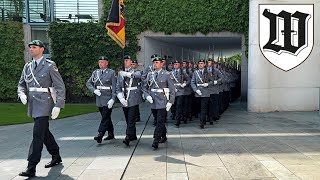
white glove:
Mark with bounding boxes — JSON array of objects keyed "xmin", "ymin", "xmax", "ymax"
[
  {"xmin": 196, "ymin": 90, "xmax": 202, "ymax": 96},
  {"xmin": 120, "ymin": 71, "xmax": 132, "ymax": 78},
  {"xmin": 146, "ymin": 96, "xmax": 153, "ymax": 103},
  {"xmin": 214, "ymin": 80, "xmax": 218, "ymax": 85},
  {"xmin": 119, "ymin": 98, "xmax": 128, "ymax": 107},
  {"xmin": 19, "ymin": 94, "xmax": 27, "ymax": 105},
  {"xmin": 166, "ymin": 102, "xmax": 173, "ymax": 111},
  {"xmin": 203, "ymin": 83, "xmax": 209, "ymax": 87},
  {"xmin": 94, "ymin": 89, "xmax": 101, "ymax": 96},
  {"xmin": 181, "ymin": 83, "xmax": 186, "ymax": 88},
  {"xmin": 107, "ymin": 99, "xmax": 115, "ymax": 109},
  {"xmin": 51, "ymin": 107, "xmax": 60, "ymax": 120}
]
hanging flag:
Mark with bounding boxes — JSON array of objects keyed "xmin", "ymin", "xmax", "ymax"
[{"xmin": 105, "ymin": 0, "xmax": 125, "ymax": 49}]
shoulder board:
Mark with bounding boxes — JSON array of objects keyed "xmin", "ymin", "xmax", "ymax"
[{"xmin": 45, "ymin": 59, "xmax": 57, "ymax": 66}]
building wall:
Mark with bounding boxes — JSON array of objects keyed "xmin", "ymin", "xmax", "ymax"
[{"xmin": 248, "ymin": 0, "xmax": 320, "ymax": 112}]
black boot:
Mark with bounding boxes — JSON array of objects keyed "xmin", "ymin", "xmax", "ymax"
[
  {"xmin": 129, "ymin": 136, "xmax": 138, "ymax": 141},
  {"xmin": 94, "ymin": 132, "xmax": 104, "ymax": 143},
  {"xmin": 152, "ymin": 139, "xmax": 159, "ymax": 149},
  {"xmin": 104, "ymin": 132, "xmax": 115, "ymax": 140},
  {"xmin": 19, "ymin": 163, "xmax": 36, "ymax": 177},
  {"xmin": 159, "ymin": 136, "xmax": 167, "ymax": 143},
  {"xmin": 45, "ymin": 155, "xmax": 62, "ymax": 168},
  {"xmin": 184, "ymin": 117, "xmax": 188, "ymax": 124},
  {"xmin": 123, "ymin": 136, "xmax": 130, "ymax": 146}
]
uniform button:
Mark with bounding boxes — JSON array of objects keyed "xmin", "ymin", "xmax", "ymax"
[{"xmin": 33, "ymin": 96, "xmax": 35, "ymax": 98}]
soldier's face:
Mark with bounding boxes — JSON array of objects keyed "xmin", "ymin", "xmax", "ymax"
[
  {"xmin": 213, "ymin": 63, "xmax": 217, "ymax": 68},
  {"xmin": 131, "ymin": 63, "xmax": 138, "ymax": 69},
  {"xmin": 124, "ymin": 59, "xmax": 132, "ymax": 68},
  {"xmin": 189, "ymin": 63, "xmax": 193, "ymax": 68},
  {"xmin": 153, "ymin": 61, "xmax": 163, "ymax": 70},
  {"xmin": 208, "ymin": 61, "xmax": 212, "ymax": 67},
  {"xmin": 182, "ymin": 62, "xmax": 187, "ymax": 68},
  {"xmin": 173, "ymin": 63, "xmax": 180, "ymax": 69},
  {"xmin": 198, "ymin": 62, "xmax": 205, "ymax": 69},
  {"xmin": 162, "ymin": 60, "xmax": 166, "ymax": 66},
  {"xmin": 98, "ymin": 60, "xmax": 108, "ymax": 69},
  {"xmin": 29, "ymin": 45, "xmax": 44, "ymax": 58}
]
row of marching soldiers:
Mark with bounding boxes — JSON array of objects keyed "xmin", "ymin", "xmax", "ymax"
[
  {"xmin": 86, "ymin": 54, "xmax": 240, "ymax": 150},
  {"xmin": 166, "ymin": 57, "xmax": 240, "ymax": 129}
]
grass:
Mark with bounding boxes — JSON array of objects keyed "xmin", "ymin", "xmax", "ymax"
[{"xmin": 0, "ymin": 103, "xmax": 99, "ymax": 126}]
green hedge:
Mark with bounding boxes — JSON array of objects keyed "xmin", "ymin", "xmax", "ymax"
[
  {"xmin": 48, "ymin": 0, "xmax": 249, "ymax": 102},
  {"xmin": 0, "ymin": 22, "xmax": 25, "ymax": 102}
]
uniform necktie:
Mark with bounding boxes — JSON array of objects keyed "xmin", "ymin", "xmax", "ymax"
[{"xmin": 34, "ymin": 61, "xmax": 37, "ymax": 70}]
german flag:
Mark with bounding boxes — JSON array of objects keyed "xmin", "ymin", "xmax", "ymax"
[{"xmin": 106, "ymin": 0, "xmax": 125, "ymax": 49}]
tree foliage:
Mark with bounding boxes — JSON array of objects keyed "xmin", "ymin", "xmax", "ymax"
[{"xmin": 0, "ymin": 22, "xmax": 24, "ymax": 101}]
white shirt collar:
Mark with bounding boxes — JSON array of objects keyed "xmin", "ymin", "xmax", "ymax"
[{"xmin": 33, "ymin": 56, "xmax": 43, "ymax": 65}]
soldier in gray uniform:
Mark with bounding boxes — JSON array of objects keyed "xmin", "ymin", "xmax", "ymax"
[
  {"xmin": 171, "ymin": 60, "xmax": 190, "ymax": 127},
  {"xmin": 116, "ymin": 55, "xmax": 143, "ymax": 146},
  {"xmin": 18, "ymin": 40, "xmax": 66, "ymax": 177},
  {"xmin": 142, "ymin": 56, "xmax": 175, "ymax": 149},
  {"xmin": 131, "ymin": 59, "xmax": 142, "ymax": 122},
  {"xmin": 182, "ymin": 60, "xmax": 193, "ymax": 122},
  {"xmin": 86, "ymin": 56, "xmax": 116, "ymax": 143},
  {"xmin": 191, "ymin": 59, "xmax": 214, "ymax": 129},
  {"xmin": 207, "ymin": 59, "xmax": 223, "ymax": 124}
]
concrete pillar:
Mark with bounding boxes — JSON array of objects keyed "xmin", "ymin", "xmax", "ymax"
[
  {"xmin": 98, "ymin": 0, "xmax": 104, "ymax": 20},
  {"xmin": 241, "ymin": 35, "xmax": 248, "ymax": 102},
  {"xmin": 23, "ymin": 24, "xmax": 31, "ymax": 62},
  {"xmin": 248, "ymin": 0, "xmax": 320, "ymax": 112}
]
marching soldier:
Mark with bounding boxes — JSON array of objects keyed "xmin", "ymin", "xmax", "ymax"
[
  {"xmin": 141, "ymin": 54, "xmax": 157, "ymax": 125},
  {"xmin": 116, "ymin": 55, "xmax": 143, "ymax": 146},
  {"xmin": 171, "ymin": 60, "xmax": 190, "ymax": 127},
  {"xmin": 167, "ymin": 62, "xmax": 173, "ymax": 71},
  {"xmin": 142, "ymin": 56, "xmax": 175, "ymax": 149},
  {"xmin": 131, "ymin": 59, "xmax": 142, "ymax": 122},
  {"xmin": 182, "ymin": 60, "xmax": 193, "ymax": 122},
  {"xmin": 207, "ymin": 59, "xmax": 223, "ymax": 124},
  {"xmin": 191, "ymin": 59, "xmax": 214, "ymax": 129},
  {"xmin": 86, "ymin": 56, "xmax": 116, "ymax": 143},
  {"xmin": 18, "ymin": 40, "xmax": 66, "ymax": 177}
]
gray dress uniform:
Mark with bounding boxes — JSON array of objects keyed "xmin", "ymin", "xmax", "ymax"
[
  {"xmin": 171, "ymin": 68, "xmax": 191, "ymax": 126},
  {"xmin": 116, "ymin": 67, "xmax": 143, "ymax": 141},
  {"xmin": 17, "ymin": 57, "xmax": 65, "ymax": 168},
  {"xmin": 142, "ymin": 69, "xmax": 175, "ymax": 144},
  {"xmin": 191, "ymin": 68, "xmax": 214, "ymax": 128},
  {"xmin": 86, "ymin": 68, "xmax": 116, "ymax": 138},
  {"xmin": 207, "ymin": 66, "xmax": 223, "ymax": 122}
]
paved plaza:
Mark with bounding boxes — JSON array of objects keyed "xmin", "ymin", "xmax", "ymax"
[{"xmin": 1, "ymin": 102, "xmax": 320, "ymax": 180}]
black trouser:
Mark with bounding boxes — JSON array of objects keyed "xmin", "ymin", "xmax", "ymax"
[
  {"xmin": 98, "ymin": 106, "xmax": 114, "ymax": 135},
  {"xmin": 136, "ymin": 105, "xmax": 141, "ymax": 121},
  {"xmin": 219, "ymin": 92, "xmax": 224, "ymax": 114},
  {"xmin": 122, "ymin": 106, "xmax": 138, "ymax": 139},
  {"xmin": 171, "ymin": 102, "xmax": 176, "ymax": 117},
  {"xmin": 223, "ymin": 91, "xmax": 230, "ymax": 111},
  {"xmin": 209, "ymin": 94, "xmax": 219, "ymax": 120},
  {"xmin": 191, "ymin": 93, "xmax": 198, "ymax": 116},
  {"xmin": 152, "ymin": 108, "xmax": 167, "ymax": 140},
  {"xmin": 28, "ymin": 116, "xmax": 59, "ymax": 166},
  {"xmin": 184, "ymin": 94, "xmax": 192, "ymax": 119},
  {"xmin": 200, "ymin": 97, "xmax": 210, "ymax": 126},
  {"xmin": 175, "ymin": 96, "xmax": 184, "ymax": 124}
]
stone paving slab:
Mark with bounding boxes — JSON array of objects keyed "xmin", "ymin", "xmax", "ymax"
[{"xmin": 1, "ymin": 102, "xmax": 320, "ymax": 179}]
